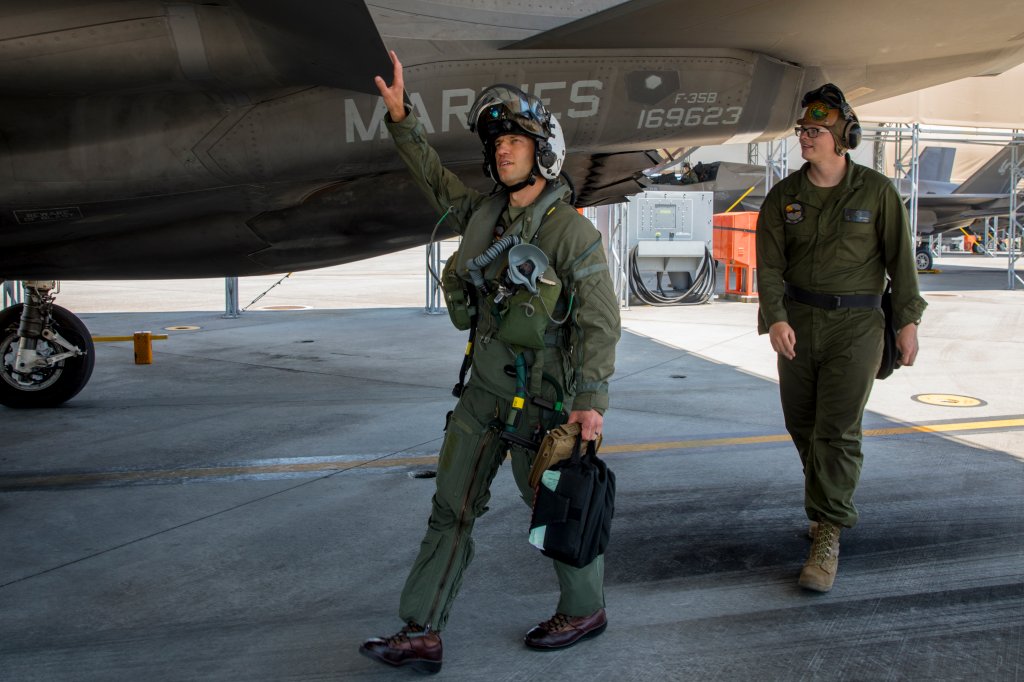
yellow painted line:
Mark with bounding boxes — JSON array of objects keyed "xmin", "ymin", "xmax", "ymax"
[
  {"xmin": 602, "ymin": 433, "xmax": 790, "ymax": 454},
  {"xmin": 600, "ymin": 418, "xmax": 1024, "ymax": 454},
  {"xmin": 864, "ymin": 418, "xmax": 1024, "ymax": 436},
  {"xmin": 3, "ymin": 417, "xmax": 1021, "ymax": 490},
  {"xmin": 93, "ymin": 335, "xmax": 169, "ymax": 342}
]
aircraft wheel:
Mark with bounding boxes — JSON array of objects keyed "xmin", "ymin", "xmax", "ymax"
[
  {"xmin": 915, "ymin": 247, "xmax": 933, "ymax": 272},
  {"xmin": 0, "ymin": 304, "xmax": 95, "ymax": 408}
]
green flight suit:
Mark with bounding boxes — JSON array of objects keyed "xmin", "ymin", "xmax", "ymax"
[
  {"xmin": 756, "ymin": 157, "xmax": 927, "ymax": 528},
  {"xmin": 386, "ymin": 111, "xmax": 621, "ymax": 631}
]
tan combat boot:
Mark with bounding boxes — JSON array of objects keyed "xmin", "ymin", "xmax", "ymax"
[
  {"xmin": 799, "ymin": 520, "xmax": 840, "ymax": 592},
  {"xmin": 808, "ymin": 520, "xmax": 819, "ymax": 540}
]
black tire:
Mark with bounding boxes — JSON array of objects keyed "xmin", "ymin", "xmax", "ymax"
[
  {"xmin": 0, "ymin": 304, "xmax": 95, "ymax": 408},
  {"xmin": 915, "ymin": 247, "xmax": 933, "ymax": 272}
]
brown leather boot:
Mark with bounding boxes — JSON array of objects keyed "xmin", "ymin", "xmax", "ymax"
[
  {"xmin": 524, "ymin": 609, "xmax": 607, "ymax": 650},
  {"xmin": 799, "ymin": 520, "xmax": 841, "ymax": 592},
  {"xmin": 359, "ymin": 622, "xmax": 442, "ymax": 674}
]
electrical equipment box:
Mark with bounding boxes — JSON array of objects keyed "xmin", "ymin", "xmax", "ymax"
[{"xmin": 627, "ymin": 191, "xmax": 714, "ymax": 294}]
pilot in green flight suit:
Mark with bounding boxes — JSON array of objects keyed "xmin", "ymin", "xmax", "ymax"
[
  {"xmin": 756, "ymin": 84, "xmax": 927, "ymax": 593},
  {"xmin": 360, "ymin": 52, "xmax": 620, "ymax": 674}
]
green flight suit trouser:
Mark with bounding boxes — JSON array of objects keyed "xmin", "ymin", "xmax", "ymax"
[
  {"xmin": 777, "ymin": 299, "xmax": 884, "ymax": 528},
  {"xmin": 398, "ymin": 384, "xmax": 605, "ymax": 632}
]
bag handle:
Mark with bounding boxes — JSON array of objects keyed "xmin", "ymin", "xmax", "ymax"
[{"xmin": 568, "ymin": 432, "xmax": 599, "ymax": 466}]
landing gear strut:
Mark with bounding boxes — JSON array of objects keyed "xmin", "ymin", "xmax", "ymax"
[{"xmin": 0, "ymin": 281, "xmax": 94, "ymax": 408}]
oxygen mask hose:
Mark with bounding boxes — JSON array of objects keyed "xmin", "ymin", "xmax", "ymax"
[
  {"xmin": 504, "ymin": 353, "xmax": 529, "ymax": 432},
  {"xmin": 467, "ymin": 234, "xmax": 522, "ymax": 294}
]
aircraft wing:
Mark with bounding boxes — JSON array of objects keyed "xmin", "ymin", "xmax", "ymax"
[
  {"xmin": 914, "ymin": 195, "xmax": 1010, "ymax": 234},
  {"xmin": 0, "ymin": 0, "xmax": 392, "ymax": 96}
]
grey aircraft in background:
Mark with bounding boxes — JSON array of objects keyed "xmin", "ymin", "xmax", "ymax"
[
  {"xmin": 2, "ymin": 0, "xmax": 1024, "ymax": 407},
  {"xmin": 904, "ymin": 146, "xmax": 1016, "ymax": 270}
]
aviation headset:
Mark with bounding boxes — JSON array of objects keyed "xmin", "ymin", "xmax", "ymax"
[{"xmin": 799, "ymin": 83, "xmax": 861, "ymax": 152}]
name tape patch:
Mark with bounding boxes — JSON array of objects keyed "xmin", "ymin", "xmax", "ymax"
[{"xmin": 843, "ymin": 208, "xmax": 872, "ymax": 223}]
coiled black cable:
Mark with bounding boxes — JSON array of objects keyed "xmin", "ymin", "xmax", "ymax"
[{"xmin": 628, "ymin": 245, "xmax": 716, "ymax": 306}]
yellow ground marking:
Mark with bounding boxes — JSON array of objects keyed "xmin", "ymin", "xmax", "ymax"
[
  {"xmin": 92, "ymin": 334, "xmax": 169, "ymax": 342},
  {"xmin": 912, "ymin": 394, "xmax": 985, "ymax": 407},
  {"xmin": 4, "ymin": 417, "xmax": 1022, "ymax": 490}
]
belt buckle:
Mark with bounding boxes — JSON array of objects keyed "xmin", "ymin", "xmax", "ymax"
[{"xmin": 830, "ymin": 295, "xmax": 842, "ymax": 310}]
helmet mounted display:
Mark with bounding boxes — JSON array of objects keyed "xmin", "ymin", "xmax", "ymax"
[
  {"xmin": 469, "ymin": 84, "xmax": 566, "ymax": 185},
  {"xmin": 797, "ymin": 82, "xmax": 861, "ymax": 154}
]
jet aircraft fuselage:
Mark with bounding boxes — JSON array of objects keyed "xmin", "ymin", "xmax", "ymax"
[{"xmin": 2, "ymin": 0, "xmax": 1024, "ymax": 407}]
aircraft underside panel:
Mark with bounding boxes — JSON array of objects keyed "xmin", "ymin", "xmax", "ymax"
[{"xmin": 0, "ymin": 48, "xmax": 803, "ymax": 280}]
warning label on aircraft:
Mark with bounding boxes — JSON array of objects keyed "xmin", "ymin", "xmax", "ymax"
[{"xmin": 14, "ymin": 207, "xmax": 83, "ymax": 224}]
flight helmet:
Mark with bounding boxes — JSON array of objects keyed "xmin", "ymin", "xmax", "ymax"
[
  {"xmin": 469, "ymin": 84, "xmax": 566, "ymax": 186},
  {"xmin": 797, "ymin": 83, "xmax": 862, "ymax": 155}
]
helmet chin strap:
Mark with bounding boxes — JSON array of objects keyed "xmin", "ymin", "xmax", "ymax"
[{"xmin": 501, "ymin": 172, "xmax": 537, "ymax": 194}]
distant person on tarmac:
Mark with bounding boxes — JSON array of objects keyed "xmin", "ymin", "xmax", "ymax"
[
  {"xmin": 358, "ymin": 51, "xmax": 620, "ymax": 674},
  {"xmin": 755, "ymin": 83, "xmax": 927, "ymax": 593}
]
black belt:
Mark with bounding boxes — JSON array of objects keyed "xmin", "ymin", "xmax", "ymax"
[{"xmin": 784, "ymin": 283, "xmax": 881, "ymax": 310}]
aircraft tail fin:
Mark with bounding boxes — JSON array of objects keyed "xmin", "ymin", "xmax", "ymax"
[
  {"xmin": 953, "ymin": 145, "xmax": 1014, "ymax": 195},
  {"xmin": 918, "ymin": 147, "xmax": 955, "ymax": 183}
]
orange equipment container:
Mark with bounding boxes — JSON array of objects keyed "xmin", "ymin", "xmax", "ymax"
[{"xmin": 713, "ymin": 211, "xmax": 759, "ymax": 297}]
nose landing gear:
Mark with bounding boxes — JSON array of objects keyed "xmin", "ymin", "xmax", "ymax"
[{"xmin": 0, "ymin": 281, "xmax": 95, "ymax": 408}]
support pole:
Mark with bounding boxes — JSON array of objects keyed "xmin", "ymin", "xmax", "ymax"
[
  {"xmin": 224, "ymin": 277, "xmax": 240, "ymax": 318},
  {"xmin": 1009, "ymin": 133, "xmax": 1023, "ymax": 290},
  {"xmin": 3, "ymin": 280, "xmax": 22, "ymax": 308},
  {"xmin": 426, "ymin": 241, "xmax": 444, "ymax": 314}
]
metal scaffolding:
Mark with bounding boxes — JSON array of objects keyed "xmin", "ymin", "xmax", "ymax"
[
  {"xmin": 1010, "ymin": 131, "xmax": 1023, "ymax": 289},
  {"xmin": 861, "ymin": 123, "xmax": 1024, "ymax": 287},
  {"xmin": 763, "ymin": 139, "xmax": 789, "ymax": 194},
  {"xmin": 583, "ymin": 204, "xmax": 630, "ymax": 309},
  {"xmin": 863, "ymin": 123, "xmax": 921, "ymax": 244}
]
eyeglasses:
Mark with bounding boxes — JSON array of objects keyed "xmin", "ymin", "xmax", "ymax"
[{"xmin": 794, "ymin": 126, "xmax": 827, "ymax": 138}]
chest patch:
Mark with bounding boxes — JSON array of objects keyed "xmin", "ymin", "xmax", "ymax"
[
  {"xmin": 784, "ymin": 202, "xmax": 804, "ymax": 224},
  {"xmin": 843, "ymin": 208, "xmax": 872, "ymax": 223}
]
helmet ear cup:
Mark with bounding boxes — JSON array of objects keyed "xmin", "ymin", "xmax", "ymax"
[
  {"xmin": 538, "ymin": 142, "xmax": 557, "ymax": 172},
  {"xmin": 844, "ymin": 118, "xmax": 862, "ymax": 149}
]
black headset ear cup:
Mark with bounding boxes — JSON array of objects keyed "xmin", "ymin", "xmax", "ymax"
[
  {"xmin": 844, "ymin": 119, "xmax": 862, "ymax": 149},
  {"xmin": 538, "ymin": 143, "xmax": 556, "ymax": 170}
]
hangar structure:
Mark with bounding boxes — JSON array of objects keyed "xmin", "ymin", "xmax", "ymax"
[{"xmin": 864, "ymin": 123, "xmax": 1023, "ymax": 286}]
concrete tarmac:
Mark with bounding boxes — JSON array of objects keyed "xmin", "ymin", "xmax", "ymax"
[{"xmin": 2, "ymin": 251, "xmax": 1022, "ymax": 680}]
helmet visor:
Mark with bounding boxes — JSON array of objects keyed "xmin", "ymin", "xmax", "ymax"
[{"xmin": 469, "ymin": 84, "xmax": 549, "ymax": 138}]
